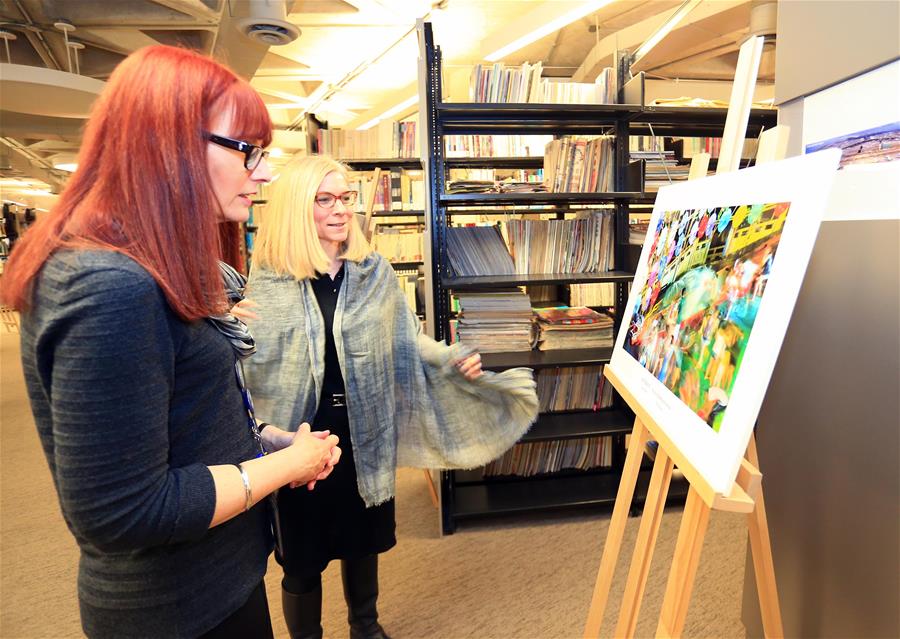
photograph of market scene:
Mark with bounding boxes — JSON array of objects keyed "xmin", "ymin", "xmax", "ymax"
[{"xmin": 623, "ymin": 201, "xmax": 791, "ymax": 431}]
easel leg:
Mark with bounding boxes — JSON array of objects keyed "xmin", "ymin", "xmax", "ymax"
[
  {"xmin": 583, "ymin": 418, "xmax": 651, "ymax": 639},
  {"xmin": 656, "ymin": 487, "xmax": 711, "ymax": 638},
  {"xmin": 746, "ymin": 436, "xmax": 784, "ymax": 638},
  {"xmin": 614, "ymin": 447, "xmax": 674, "ymax": 638},
  {"xmin": 424, "ymin": 469, "xmax": 439, "ymax": 508}
]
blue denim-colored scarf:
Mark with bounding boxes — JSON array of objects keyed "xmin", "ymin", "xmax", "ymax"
[{"xmin": 242, "ymin": 252, "xmax": 538, "ymax": 507}]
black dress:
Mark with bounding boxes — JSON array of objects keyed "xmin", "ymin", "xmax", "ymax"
[{"xmin": 275, "ymin": 263, "xmax": 396, "ymax": 579}]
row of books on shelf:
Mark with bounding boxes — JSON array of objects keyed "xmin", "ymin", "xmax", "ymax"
[
  {"xmin": 536, "ymin": 365, "xmax": 615, "ymax": 412},
  {"xmin": 371, "ymin": 225, "xmax": 424, "ymax": 264},
  {"xmin": 679, "ymin": 136, "xmax": 759, "ymax": 159},
  {"xmin": 445, "ymin": 134, "xmax": 552, "ymax": 158},
  {"xmin": 318, "ymin": 118, "xmax": 419, "ymax": 159},
  {"xmin": 483, "ymin": 435, "xmax": 614, "ymax": 477},
  {"xmin": 346, "ymin": 169, "xmax": 425, "ymax": 212},
  {"xmin": 452, "ymin": 294, "xmax": 615, "ymax": 354},
  {"xmin": 445, "ymin": 213, "xmax": 615, "ymax": 277},
  {"xmin": 393, "ymin": 267, "xmax": 420, "ymax": 313},
  {"xmin": 468, "ymin": 62, "xmax": 615, "ymax": 105},
  {"xmin": 449, "ymin": 168, "xmax": 545, "ymax": 184}
]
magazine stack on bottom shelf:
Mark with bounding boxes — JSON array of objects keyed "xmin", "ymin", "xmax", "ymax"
[
  {"xmin": 483, "ymin": 436, "xmax": 613, "ymax": 477},
  {"xmin": 533, "ymin": 306, "xmax": 615, "ymax": 351}
]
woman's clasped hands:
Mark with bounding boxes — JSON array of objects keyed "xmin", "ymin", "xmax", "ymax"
[{"xmin": 262, "ymin": 422, "xmax": 341, "ymax": 490}]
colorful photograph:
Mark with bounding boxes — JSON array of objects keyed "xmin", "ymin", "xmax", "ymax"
[
  {"xmin": 805, "ymin": 121, "xmax": 900, "ymax": 168},
  {"xmin": 622, "ymin": 201, "xmax": 791, "ymax": 431}
]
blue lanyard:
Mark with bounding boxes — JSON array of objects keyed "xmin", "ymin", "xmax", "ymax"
[{"xmin": 234, "ymin": 360, "xmax": 266, "ymax": 458}]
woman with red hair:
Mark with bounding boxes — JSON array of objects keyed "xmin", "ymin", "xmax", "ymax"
[{"xmin": 0, "ymin": 45, "xmax": 341, "ymax": 638}]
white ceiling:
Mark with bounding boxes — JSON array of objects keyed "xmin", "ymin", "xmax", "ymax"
[{"xmin": 0, "ymin": 0, "xmax": 775, "ymax": 202}]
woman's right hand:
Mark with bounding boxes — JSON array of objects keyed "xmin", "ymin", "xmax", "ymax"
[{"xmin": 284, "ymin": 423, "xmax": 340, "ymax": 489}]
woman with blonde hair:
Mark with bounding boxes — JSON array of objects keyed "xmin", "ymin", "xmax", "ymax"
[{"xmin": 241, "ymin": 155, "xmax": 539, "ymax": 639}]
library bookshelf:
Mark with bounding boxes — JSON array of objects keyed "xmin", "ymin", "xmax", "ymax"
[{"xmin": 419, "ymin": 22, "xmax": 775, "ymax": 534}]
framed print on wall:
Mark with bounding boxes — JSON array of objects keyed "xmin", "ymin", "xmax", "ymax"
[{"xmin": 607, "ymin": 149, "xmax": 841, "ymax": 498}]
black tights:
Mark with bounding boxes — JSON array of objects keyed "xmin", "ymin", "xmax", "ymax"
[{"xmin": 200, "ymin": 580, "xmax": 274, "ymax": 638}]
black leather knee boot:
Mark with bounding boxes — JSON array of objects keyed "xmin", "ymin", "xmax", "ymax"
[
  {"xmin": 341, "ymin": 555, "xmax": 391, "ymax": 639},
  {"xmin": 281, "ymin": 583, "xmax": 323, "ymax": 639}
]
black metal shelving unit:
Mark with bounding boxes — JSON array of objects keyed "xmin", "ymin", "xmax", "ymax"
[
  {"xmin": 340, "ymin": 158, "xmax": 423, "ymax": 171},
  {"xmin": 420, "ymin": 22, "xmax": 776, "ymax": 534}
]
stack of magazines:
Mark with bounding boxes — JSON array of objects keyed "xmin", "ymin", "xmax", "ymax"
[
  {"xmin": 533, "ymin": 306, "xmax": 615, "ymax": 351},
  {"xmin": 455, "ymin": 290, "xmax": 534, "ymax": 353}
]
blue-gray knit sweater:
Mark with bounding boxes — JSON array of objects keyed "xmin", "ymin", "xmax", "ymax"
[{"xmin": 19, "ymin": 250, "xmax": 272, "ymax": 638}]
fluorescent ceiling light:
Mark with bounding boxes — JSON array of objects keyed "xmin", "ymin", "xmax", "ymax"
[
  {"xmin": 484, "ymin": 0, "xmax": 617, "ymax": 62},
  {"xmin": 54, "ymin": 162, "xmax": 78, "ymax": 172},
  {"xmin": 268, "ymin": 148, "xmax": 285, "ymax": 158},
  {"xmin": 357, "ymin": 95, "xmax": 419, "ymax": 131},
  {"xmin": 631, "ymin": 0, "xmax": 702, "ymax": 65}
]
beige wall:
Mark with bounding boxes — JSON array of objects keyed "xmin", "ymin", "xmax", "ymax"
[{"xmin": 775, "ymin": 0, "xmax": 900, "ymax": 105}]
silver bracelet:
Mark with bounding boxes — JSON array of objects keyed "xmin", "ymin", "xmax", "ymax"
[{"xmin": 234, "ymin": 463, "xmax": 253, "ymax": 512}]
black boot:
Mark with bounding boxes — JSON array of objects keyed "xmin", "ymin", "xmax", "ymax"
[
  {"xmin": 281, "ymin": 583, "xmax": 323, "ymax": 639},
  {"xmin": 341, "ymin": 555, "xmax": 391, "ymax": 639}
]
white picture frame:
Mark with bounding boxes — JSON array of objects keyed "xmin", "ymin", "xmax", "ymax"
[{"xmin": 608, "ymin": 149, "xmax": 841, "ymax": 497}]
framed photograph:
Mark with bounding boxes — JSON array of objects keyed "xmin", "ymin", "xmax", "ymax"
[
  {"xmin": 802, "ymin": 59, "xmax": 900, "ymax": 170},
  {"xmin": 608, "ymin": 149, "xmax": 841, "ymax": 497}
]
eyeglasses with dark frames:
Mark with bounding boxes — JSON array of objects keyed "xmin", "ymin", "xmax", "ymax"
[
  {"xmin": 314, "ymin": 191, "xmax": 359, "ymax": 209},
  {"xmin": 205, "ymin": 132, "xmax": 269, "ymax": 171}
]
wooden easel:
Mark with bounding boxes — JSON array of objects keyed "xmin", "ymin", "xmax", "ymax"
[
  {"xmin": 582, "ymin": 35, "xmax": 788, "ymax": 638},
  {"xmin": 581, "ymin": 368, "xmax": 782, "ymax": 638}
]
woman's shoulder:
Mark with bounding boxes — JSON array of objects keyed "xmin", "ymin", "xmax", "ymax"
[
  {"xmin": 43, "ymin": 249, "xmax": 158, "ymax": 296},
  {"xmin": 29, "ymin": 250, "xmax": 168, "ymax": 330},
  {"xmin": 351, "ymin": 251, "xmax": 391, "ymax": 275}
]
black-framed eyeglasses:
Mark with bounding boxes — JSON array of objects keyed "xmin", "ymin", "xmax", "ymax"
[
  {"xmin": 206, "ymin": 132, "xmax": 269, "ymax": 171},
  {"xmin": 315, "ymin": 191, "xmax": 359, "ymax": 209}
]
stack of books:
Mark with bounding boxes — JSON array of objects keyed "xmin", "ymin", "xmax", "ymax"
[
  {"xmin": 455, "ymin": 290, "xmax": 534, "ymax": 353},
  {"xmin": 533, "ymin": 306, "xmax": 615, "ymax": 351}
]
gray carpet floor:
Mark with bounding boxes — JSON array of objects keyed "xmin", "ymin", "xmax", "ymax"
[{"xmin": 1, "ymin": 328, "xmax": 749, "ymax": 639}]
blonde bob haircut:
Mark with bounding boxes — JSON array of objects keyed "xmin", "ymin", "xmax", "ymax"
[{"xmin": 253, "ymin": 155, "xmax": 371, "ymax": 279}]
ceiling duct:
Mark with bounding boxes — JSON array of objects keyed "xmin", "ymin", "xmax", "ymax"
[{"xmin": 234, "ymin": 0, "xmax": 300, "ymax": 47}]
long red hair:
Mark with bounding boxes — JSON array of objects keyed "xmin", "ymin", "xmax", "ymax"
[{"xmin": 0, "ymin": 45, "xmax": 272, "ymax": 320}]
